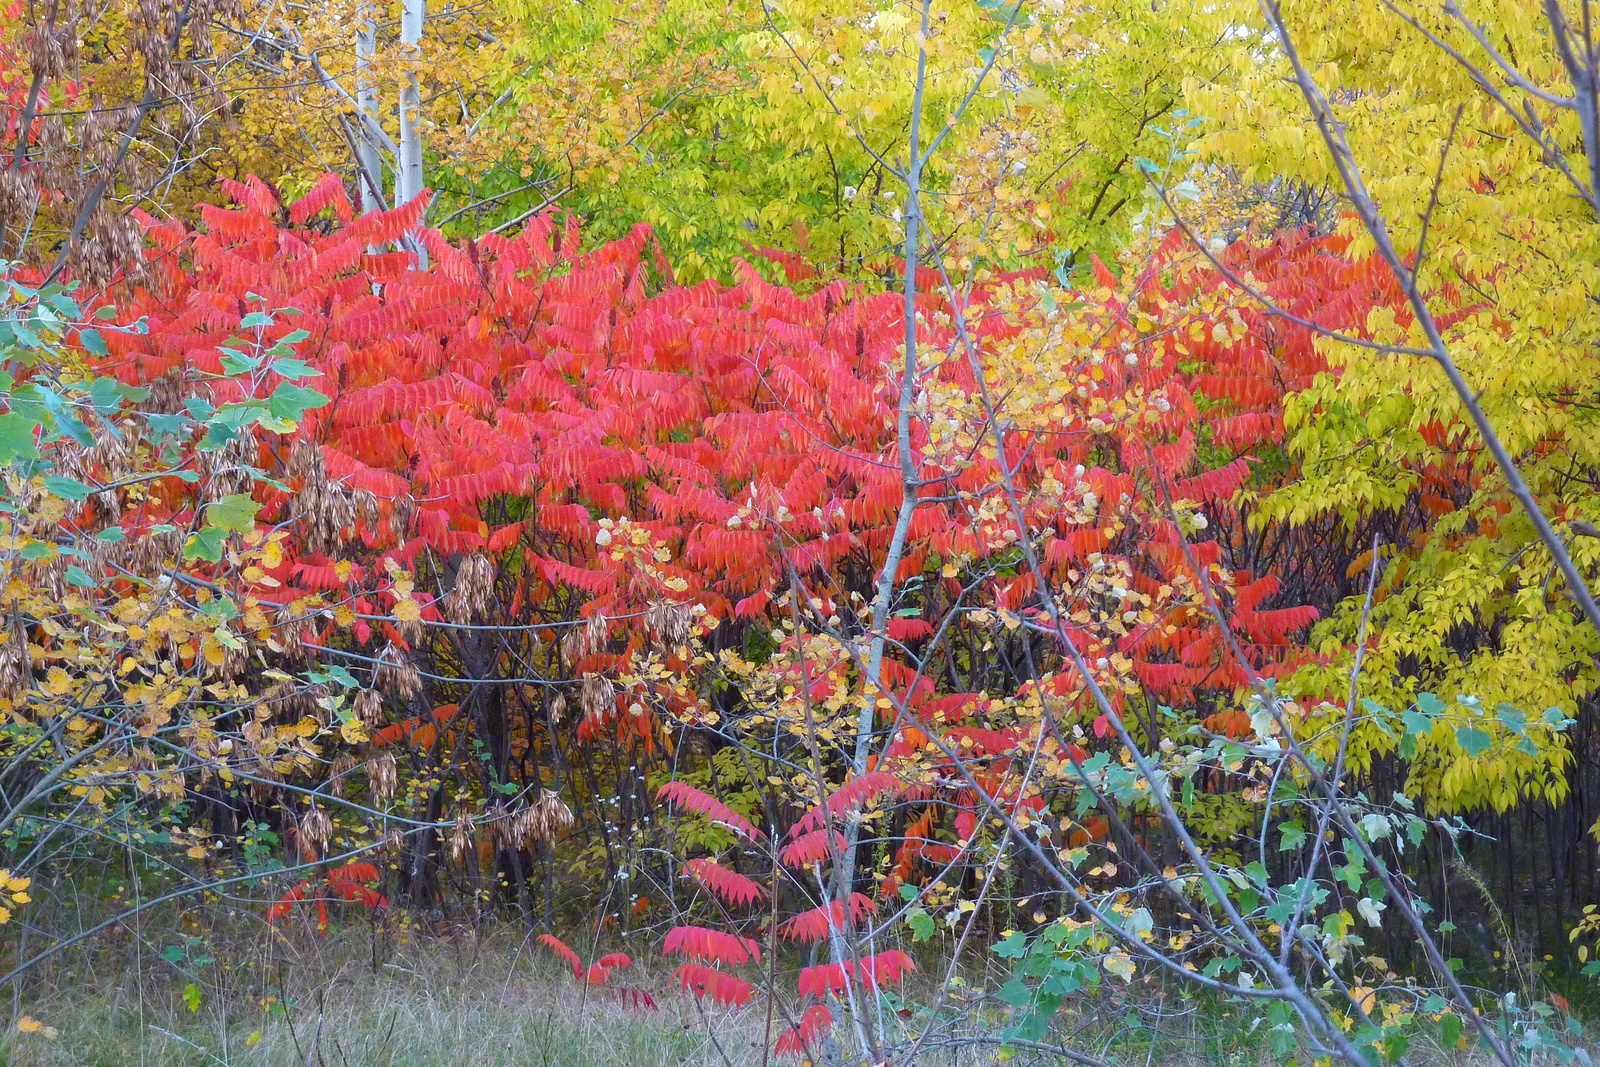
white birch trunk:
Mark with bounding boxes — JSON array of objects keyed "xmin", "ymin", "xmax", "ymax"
[
  {"xmin": 398, "ymin": 0, "xmax": 427, "ymax": 267},
  {"xmin": 355, "ymin": 1, "xmax": 383, "ymax": 215}
]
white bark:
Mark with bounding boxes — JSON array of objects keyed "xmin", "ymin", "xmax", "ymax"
[
  {"xmin": 355, "ymin": 1, "xmax": 383, "ymax": 215},
  {"xmin": 398, "ymin": 0, "xmax": 428, "ymax": 267}
]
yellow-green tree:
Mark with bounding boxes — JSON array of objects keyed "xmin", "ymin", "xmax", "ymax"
[
  {"xmin": 468, "ymin": 0, "xmax": 1231, "ymax": 281},
  {"xmin": 1187, "ymin": 0, "xmax": 1600, "ymax": 812}
]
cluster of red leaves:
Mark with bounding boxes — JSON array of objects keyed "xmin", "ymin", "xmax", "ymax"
[
  {"xmin": 796, "ymin": 950, "xmax": 915, "ymax": 997},
  {"xmin": 81, "ymin": 179, "xmax": 1392, "ymax": 1033},
  {"xmin": 98, "ymin": 179, "xmax": 1334, "ymax": 741},
  {"xmin": 536, "ymin": 933, "xmax": 634, "ymax": 985},
  {"xmin": 682, "ymin": 858, "xmax": 767, "ymax": 907},
  {"xmin": 775, "ymin": 1004, "xmax": 835, "ymax": 1057},
  {"xmin": 663, "ymin": 925, "xmax": 761, "ymax": 966},
  {"xmin": 267, "ymin": 862, "xmax": 386, "ymax": 932},
  {"xmin": 778, "ymin": 894, "xmax": 879, "ymax": 944}
]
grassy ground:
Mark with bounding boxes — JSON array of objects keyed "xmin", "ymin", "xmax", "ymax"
[{"xmin": 0, "ymin": 918, "xmax": 1548, "ymax": 1066}]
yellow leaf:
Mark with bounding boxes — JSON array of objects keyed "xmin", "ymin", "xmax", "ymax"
[
  {"xmin": 393, "ymin": 599, "xmax": 422, "ymax": 623},
  {"xmin": 246, "ymin": 1030, "xmax": 263, "ymax": 1046},
  {"xmin": 44, "ymin": 667, "xmax": 71, "ymax": 696}
]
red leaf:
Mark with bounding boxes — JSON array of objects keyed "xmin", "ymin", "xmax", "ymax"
[
  {"xmin": 790, "ymin": 770, "xmax": 901, "ymax": 836},
  {"xmin": 675, "ymin": 963, "xmax": 753, "ymax": 1007},
  {"xmin": 779, "ymin": 828, "xmax": 846, "ymax": 868},
  {"xmin": 537, "ymin": 933, "xmax": 582, "ymax": 977},
  {"xmin": 775, "ymin": 1004, "xmax": 832, "ymax": 1057},
  {"xmin": 778, "ymin": 894, "xmax": 878, "ymax": 943},
  {"xmin": 663, "ymin": 925, "xmax": 761, "ymax": 966},
  {"xmin": 656, "ymin": 782, "xmax": 765, "ymax": 842},
  {"xmin": 683, "ymin": 858, "xmax": 767, "ymax": 908}
]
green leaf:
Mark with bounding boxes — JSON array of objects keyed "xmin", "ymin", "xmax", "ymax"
[
  {"xmin": 1278, "ymin": 820, "xmax": 1307, "ymax": 851},
  {"xmin": 145, "ymin": 413, "xmax": 191, "ymax": 438},
  {"xmin": 992, "ymin": 931, "xmax": 1029, "ymax": 959},
  {"xmin": 0, "ymin": 412, "xmax": 40, "ymax": 464},
  {"xmin": 65, "ymin": 565, "xmax": 94, "ymax": 587},
  {"xmin": 206, "ymin": 493, "xmax": 261, "ymax": 533},
  {"xmin": 266, "ymin": 380, "xmax": 330, "ymax": 423},
  {"xmin": 161, "ymin": 944, "xmax": 184, "ymax": 965},
  {"xmin": 19, "ymin": 541, "xmax": 53, "ymax": 561},
  {"xmin": 1416, "ymin": 692, "xmax": 1447, "ymax": 716},
  {"xmin": 240, "ymin": 311, "xmax": 275, "ymax": 328},
  {"xmin": 184, "ymin": 526, "xmax": 227, "ymax": 562},
  {"xmin": 269, "ymin": 357, "xmax": 322, "ymax": 380},
  {"xmin": 183, "ymin": 982, "xmax": 202, "ymax": 1012},
  {"xmin": 997, "ymin": 978, "xmax": 1032, "ymax": 1008},
  {"xmin": 1454, "ymin": 726, "xmax": 1492, "ymax": 757},
  {"xmin": 1402, "ymin": 709, "xmax": 1433, "ymax": 737},
  {"xmin": 908, "ymin": 910, "xmax": 935, "ymax": 942},
  {"xmin": 96, "ymin": 527, "xmax": 126, "ymax": 542},
  {"xmin": 75, "ymin": 327, "xmax": 110, "ymax": 359},
  {"xmin": 1495, "ymin": 703, "xmax": 1527, "ymax": 735},
  {"xmin": 86, "ymin": 375, "xmax": 122, "ymax": 415},
  {"xmin": 43, "ymin": 475, "xmax": 92, "ymax": 501}
]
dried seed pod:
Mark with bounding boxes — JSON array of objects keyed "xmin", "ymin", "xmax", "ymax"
[
  {"xmin": 373, "ymin": 643, "xmax": 421, "ymax": 698},
  {"xmin": 579, "ymin": 673, "xmax": 616, "ymax": 723},
  {"xmin": 274, "ymin": 605, "xmax": 307, "ymax": 659},
  {"xmin": 382, "ymin": 825, "xmax": 407, "ymax": 857},
  {"xmin": 0, "ymin": 629, "xmax": 25, "ymax": 702},
  {"xmin": 560, "ymin": 628, "xmax": 585, "ymax": 667},
  {"xmin": 527, "ymin": 788, "xmax": 574, "ymax": 844},
  {"xmin": 368, "ymin": 753, "xmax": 397, "ymax": 804},
  {"xmin": 510, "ymin": 807, "xmax": 538, "ymax": 849},
  {"xmin": 584, "ymin": 613, "xmax": 608, "ymax": 654},
  {"xmin": 646, "ymin": 602, "xmax": 693, "ymax": 647},
  {"xmin": 448, "ymin": 810, "xmax": 476, "ymax": 865},
  {"xmin": 485, "ymin": 802, "xmax": 512, "ymax": 847},
  {"xmin": 354, "ymin": 688, "xmax": 383, "ymax": 728},
  {"xmin": 301, "ymin": 808, "xmax": 333, "ymax": 858},
  {"xmin": 550, "ymin": 692, "xmax": 567, "ymax": 724},
  {"xmin": 328, "ymin": 753, "xmax": 358, "ymax": 798},
  {"xmin": 447, "ymin": 553, "xmax": 495, "ymax": 624}
]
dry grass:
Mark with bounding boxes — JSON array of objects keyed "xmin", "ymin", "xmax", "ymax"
[{"xmin": 0, "ymin": 918, "xmax": 1515, "ymax": 1067}]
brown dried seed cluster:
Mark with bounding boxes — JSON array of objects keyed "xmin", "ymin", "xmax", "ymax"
[
  {"xmin": 0, "ymin": 629, "xmax": 26, "ymax": 702},
  {"xmin": 446, "ymin": 553, "xmax": 495, "ymax": 624},
  {"xmin": 373, "ymin": 642, "xmax": 421, "ymax": 698},
  {"xmin": 274, "ymin": 605, "xmax": 308, "ymax": 659},
  {"xmin": 287, "ymin": 440, "xmax": 386, "ymax": 556},
  {"xmin": 300, "ymin": 808, "xmax": 333, "ymax": 857},
  {"xmin": 646, "ymin": 602, "xmax": 694, "ymax": 647},
  {"xmin": 448, "ymin": 810, "xmax": 476, "ymax": 864},
  {"xmin": 525, "ymin": 789, "xmax": 574, "ymax": 843},
  {"xmin": 354, "ymin": 688, "xmax": 384, "ymax": 729},
  {"xmin": 328, "ymin": 753, "xmax": 358, "ymax": 797},
  {"xmin": 485, "ymin": 802, "xmax": 512, "ymax": 847},
  {"xmin": 368, "ymin": 753, "xmax": 397, "ymax": 804},
  {"xmin": 579, "ymin": 672, "xmax": 616, "ymax": 723},
  {"xmin": 560, "ymin": 613, "xmax": 609, "ymax": 665}
]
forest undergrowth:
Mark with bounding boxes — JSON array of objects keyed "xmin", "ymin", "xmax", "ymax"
[{"xmin": 0, "ymin": 925, "xmax": 1524, "ymax": 1067}]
